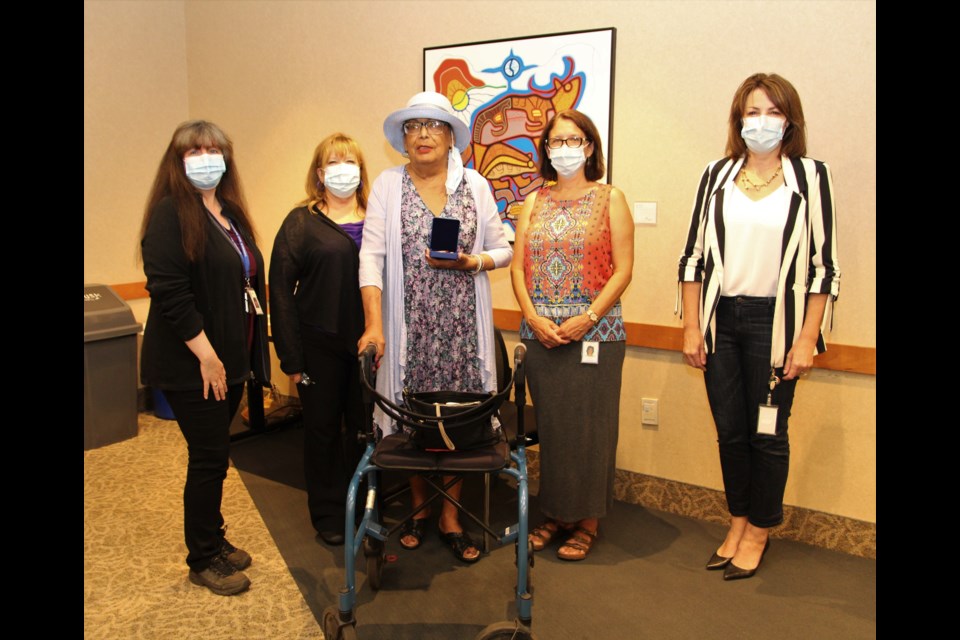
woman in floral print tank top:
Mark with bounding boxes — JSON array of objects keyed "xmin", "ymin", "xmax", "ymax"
[{"xmin": 511, "ymin": 110, "xmax": 635, "ymax": 561}]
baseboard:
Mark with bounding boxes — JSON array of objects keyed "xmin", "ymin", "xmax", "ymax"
[{"xmin": 523, "ymin": 449, "xmax": 876, "ymax": 559}]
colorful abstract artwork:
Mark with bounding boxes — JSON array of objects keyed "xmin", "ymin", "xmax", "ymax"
[{"xmin": 424, "ymin": 28, "xmax": 616, "ymax": 240}]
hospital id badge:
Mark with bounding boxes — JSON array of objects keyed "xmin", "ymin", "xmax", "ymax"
[
  {"xmin": 581, "ymin": 341, "xmax": 599, "ymax": 365},
  {"xmin": 757, "ymin": 404, "xmax": 778, "ymax": 435},
  {"xmin": 246, "ymin": 287, "xmax": 264, "ymax": 316},
  {"xmin": 757, "ymin": 368, "xmax": 779, "ymax": 434}
]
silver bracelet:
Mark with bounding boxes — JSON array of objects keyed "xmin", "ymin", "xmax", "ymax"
[{"xmin": 471, "ymin": 254, "xmax": 484, "ymax": 274}]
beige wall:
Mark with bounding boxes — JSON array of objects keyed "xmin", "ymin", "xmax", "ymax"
[
  {"xmin": 85, "ymin": 0, "xmax": 189, "ymax": 320},
  {"xmin": 84, "ymin": 0, "xmax": 876, "ymax": 522}
]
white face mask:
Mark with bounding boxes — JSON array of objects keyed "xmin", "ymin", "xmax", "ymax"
[
  {"xmin": 548, "ymin": 146, "xmax": 587, "ymax": 178},
  {"xmin": 184, "ymin": 153, "xmax": 226, "ymax": 190},
  {"xmin": 741, "ymin": 116, "xmax": 786, "ymax": 154},
  {"xmin": 323, "ymin": 163, "xmax": 361, "ymax": 198}
]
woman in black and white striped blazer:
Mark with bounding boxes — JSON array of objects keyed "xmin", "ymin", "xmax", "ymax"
[{"xmin": 678, "ymin": 73, "xmax": 840, "ymax": 581}]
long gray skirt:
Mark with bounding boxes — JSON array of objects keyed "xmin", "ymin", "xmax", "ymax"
[{"xmin": 523, "ymin": 338, "xmax": 625, "ymax": 522}]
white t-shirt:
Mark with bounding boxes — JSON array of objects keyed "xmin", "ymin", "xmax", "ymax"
[{"xmin": 720, "ymin": 185, "xmax": 790, "ymax": 297}]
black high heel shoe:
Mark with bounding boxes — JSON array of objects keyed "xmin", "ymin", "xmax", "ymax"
[
  {"xmin": 705, "ymin": 551, "xmax": 733, "ymax": 570},
  {"xmin": 723, "ymin": 538, "xmax": 770, "ymax": 581}
]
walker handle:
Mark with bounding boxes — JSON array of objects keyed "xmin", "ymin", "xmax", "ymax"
[
  {"xmin": 513, "ymin": 343, "xmax": 527, "ymax": 414},
  {"xmin": 359, "ymin": 343, "xmax": 378, "ymax": 394}
]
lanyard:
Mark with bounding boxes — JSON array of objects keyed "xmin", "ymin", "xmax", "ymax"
[
  {"xmin": 766, "ymin": 368, "xmax": 780, "ymax": 406},
  {"xmin": 230, "ymin": 225, "xmax": 252, "ymax": 284},
  {"xmin": 208, "ymin": 212, "xmax": 251, "ymax": 283}
]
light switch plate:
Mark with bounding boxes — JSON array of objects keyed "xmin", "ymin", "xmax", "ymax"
[{"xmin": 634, "ymin": 202, "xmax": 657, "ymax": 225}]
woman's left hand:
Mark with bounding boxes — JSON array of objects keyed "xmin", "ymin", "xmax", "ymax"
[
  {"xmin": 424, "ymin": 249, "xmax": 475, "ymax": 272},
  {"xmin": 557, "ymin": 314, "xmax": 594, "ymax": 342},
  {"xmin": 783, "ymin": 339, "xmax": 816, "ymax": 380}
]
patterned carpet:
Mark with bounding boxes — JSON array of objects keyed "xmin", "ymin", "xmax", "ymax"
[{"xmin": 83, "ymin": 413, "xmax": 322, "ymax": 639}]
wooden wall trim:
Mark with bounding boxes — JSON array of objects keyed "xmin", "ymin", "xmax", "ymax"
[
  {"xmin": 493, "ymin": 308, "xmax": 875, "ymax": 376},
  {"xmin": 116, "ymin": 284, "xmax": 875, "ymax": 375},
  {"xmin": 112, "ymin": 281, "xmax": 149, "ymax": 300}
]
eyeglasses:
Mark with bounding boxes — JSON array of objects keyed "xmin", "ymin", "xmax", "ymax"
[
  {"xmin": 546, "ymin": 136, "xmax": 587, "ymax": 149},
  {"xmin": 403, "ymin": 119, "xmax": 447, "ymax": 135}
]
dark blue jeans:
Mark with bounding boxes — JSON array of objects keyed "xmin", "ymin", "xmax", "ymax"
[
  {"xmin": 165, "ymin": 384, "xmax": 243, "ymax": 571},
  {"xmin": 704, "ymin": 296, "xmax": 797, "ymax": 528}
]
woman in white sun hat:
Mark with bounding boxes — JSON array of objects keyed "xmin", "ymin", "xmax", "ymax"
[{"xmin": 358, "ymin": 91, "xmax": 512, "ymax": 563}]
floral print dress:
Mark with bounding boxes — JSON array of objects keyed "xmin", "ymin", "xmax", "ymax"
[{"xmin": 400, "ymin": 168, "xmax": 482, "ymax": 395}]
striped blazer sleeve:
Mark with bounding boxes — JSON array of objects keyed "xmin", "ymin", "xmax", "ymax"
[
  {"xmin": 806, "ymin": 160, "xmax": 841, "ymax": 299},
  {"xmin": 678, "ymin": 159, "xmax": 732, "ymax": 283}
]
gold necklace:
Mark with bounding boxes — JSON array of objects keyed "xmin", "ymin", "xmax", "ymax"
[{"xmin": 738, "ymin": 164, "xmax": 782, "ymax": 191}]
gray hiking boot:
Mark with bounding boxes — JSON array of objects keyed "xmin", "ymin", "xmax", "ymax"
[{"xmin": 188, "ymin": 553, "xmax": 251, "ymax": 596}]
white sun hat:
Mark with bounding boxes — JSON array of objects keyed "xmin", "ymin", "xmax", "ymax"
[{"xmin": 383, "ymin": 91, "xmax": 471, "ymax": 155}]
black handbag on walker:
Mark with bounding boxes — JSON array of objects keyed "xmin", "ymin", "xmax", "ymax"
[{"xmin": 402, "ymin": 388, "xmax": 502, "ymax": 451}]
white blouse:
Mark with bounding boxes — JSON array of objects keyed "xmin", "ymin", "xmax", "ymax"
[{"xmin": 720, "ymin": 185, "xmax": 790, "ymax": 298}]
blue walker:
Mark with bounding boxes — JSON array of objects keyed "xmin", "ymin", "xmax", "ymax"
[{"xmin": 321, "ymin": 341, "xmax": 537, "ymax": 640}]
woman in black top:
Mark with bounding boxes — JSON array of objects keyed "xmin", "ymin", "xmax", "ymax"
[
  {"xmin": 140, "ymin": 120, "xmax": 270, "ymax": 596},
  {"xmin": 269, "ymin": 133, "xmax": 369, "ymax": 545}
]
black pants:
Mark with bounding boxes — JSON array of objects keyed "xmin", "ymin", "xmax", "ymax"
[
  {"xmin": 299, "ymin": 327, "xmax": 365, "ymax": 533},
  {"xmin": 165, "ymin": 384, "xmax": 243, "ymax": 571},
  {"xmin": 703, "ymin": 296, "xmax": 798, "ymax": 528}
]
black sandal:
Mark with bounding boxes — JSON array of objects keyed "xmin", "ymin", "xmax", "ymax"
[
  {"xmin": 438, "ymin": 528, "xmax": 481, "ymax": 563},
  {"xmin": 399, "ymin": 517, "xmax": 428, "ymax": 550}
]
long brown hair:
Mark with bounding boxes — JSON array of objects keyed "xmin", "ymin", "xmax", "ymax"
[
  {"xmin": 300, "ymin": 133, "xmax": 370, "ymax": 214},
  {"xmin": 726, "ymin": 73, "xmax": 807, "ymax": 159},
  {"xmin": 139, "ymin": 120, "xmax": 256, "ymax": 262}
]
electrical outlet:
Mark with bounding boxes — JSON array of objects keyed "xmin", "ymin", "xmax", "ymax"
[{"xmin": 641, "ymin": 398, "xmax": 659, "ymax": 426}]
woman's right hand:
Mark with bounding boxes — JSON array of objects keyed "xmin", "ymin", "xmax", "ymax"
[
  {"xmin": 199, "ymin": 354, "xmax": 228, "ymax": 401},
  {"xmin": 682, "ymin": 325, "xmax": 706, "ymax": 371},
  {"xmin": 185, "ymin": 331, "xmax": 227, "ymax": 401},
  {"xmin": 289, "ymin": 373, "xmax": 302, "ymax": 385},
  {"xmin": 358, "ymin": 328, "xmax": 385, "ymax": 362},
  {"xmin": 527, "ymin": 315, "xmax": 570, "ymax": 349}
]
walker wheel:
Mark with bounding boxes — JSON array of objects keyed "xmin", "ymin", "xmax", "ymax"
[
  {"xmin": 474, "ymin": 620, "xmax": 538, "ymax": 640},
  {"xmin": 322, "ymin": 605, "xmax": 357, "ymax": 640}
]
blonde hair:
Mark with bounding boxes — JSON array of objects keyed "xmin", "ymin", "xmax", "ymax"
[{"xmin": 301, "ymin": 133, "xmax": 370, "ymax": 214}]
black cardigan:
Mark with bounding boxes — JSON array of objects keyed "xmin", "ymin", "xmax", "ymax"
[
  {"xmin": 268, "ymin": 206, "xmax": 364, "ymax": 374},
  {"xmin": 140, "ymin": 196, "xmax": 270, "ymax": 391}
]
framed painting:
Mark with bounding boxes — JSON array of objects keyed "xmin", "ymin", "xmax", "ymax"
[{"xmin": 424, "ymin": 28, "xmax": 616, "ymax": 241}]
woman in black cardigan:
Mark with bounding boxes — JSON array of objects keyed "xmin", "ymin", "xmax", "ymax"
[
  {"xmin": 140, "ymin": 120, "xmax": 270, "ymax": 596},
  {"xmin": 269, "ymin": 133, "xmax": 369, "ymax": 546}
]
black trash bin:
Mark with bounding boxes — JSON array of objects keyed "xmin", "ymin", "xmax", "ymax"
[{"xmin": 84, "ymin": 284, "xmax": 143, "ymax": 450}]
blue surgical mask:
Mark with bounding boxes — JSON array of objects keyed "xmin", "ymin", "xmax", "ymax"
[
  {"xmin": 741, "ymin": 116, "xmax": 786, "ymax": 154},
  {"xmin": 184, "ymin": 154, "xmax": 226, "ymax": 190},
  {"xmin": 548, "ymin": 146, "xmax": 587, "ymax": 178},
  {"xmin": 323, "ymin": 163, "xmax": 361, "ymax": 198}
]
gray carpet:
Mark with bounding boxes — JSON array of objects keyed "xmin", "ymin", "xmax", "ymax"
[{"xmin": 230, "ymin": 426, "xmax": 876, "ymax": 640}]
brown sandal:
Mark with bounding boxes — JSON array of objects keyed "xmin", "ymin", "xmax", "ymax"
[
  {"xmin": 556, "ymin": 527, "xmax": 598, "ymax": 561},
  {"xmin": 529, "ymin": 520, "xmax": 564, "ymax": 552}
]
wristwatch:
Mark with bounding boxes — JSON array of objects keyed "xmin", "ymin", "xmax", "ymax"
[{"xmin": 586, "ymin": 309, "xmax": 599, "ymax": 324}]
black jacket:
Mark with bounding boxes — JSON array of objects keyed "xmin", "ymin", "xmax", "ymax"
[
  {"xmin": 140, "ymin": 196, "xmax": 270, "ymax": 390},
  {"xmin": 268, "ymin": 206, "xmax": 364, "ymax": 374}
]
